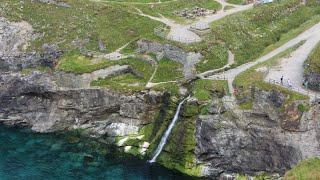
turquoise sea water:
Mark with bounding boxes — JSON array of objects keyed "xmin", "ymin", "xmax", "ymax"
[{"xmin": 0, "ymin": 125, "xmax": 191, "ymax": 180}]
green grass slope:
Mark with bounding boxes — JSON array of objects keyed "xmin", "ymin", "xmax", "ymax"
[
  {"xmin": 284, "ymin": 157, "xmax": 320, "ymax": 180},
  {"xmin": 305, "ymin": 43, "xmax": 320, "ymax": 74},
  {"xmin": 0, "ymin": 0, "xmax": 162, "ymax": 53}
]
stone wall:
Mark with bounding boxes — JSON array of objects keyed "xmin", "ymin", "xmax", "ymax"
[{"xmin": 137, "ymin": 39, "xmax": 202, "ymax": 79}]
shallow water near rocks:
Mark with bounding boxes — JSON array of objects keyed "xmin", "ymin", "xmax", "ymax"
[{"xmin": 0, "ymin": 125, "xmax": 191, "ymax": 180}]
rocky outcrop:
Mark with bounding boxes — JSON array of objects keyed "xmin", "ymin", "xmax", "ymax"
[
  {"xmin": 304, "ymin": 71, "xmax": 320, "ymax": 91},
  {"xmin": 196, "ymin": 92, "xmax": 320, "ymax": 179},
  {"xmin": 0, "ymin": 17, "xmax": 63, "ymax": 72},
  {"xmin": 0, "ymin": 72, "xmax": 164, "ymax": 139},
  {"xmin": 0, "ymin": 51, "xmax": 63, "ymax": 72},
  {"xmin": 0, "ymin": 17, "xmax": 34, "ymax": 55},
  {"xmin": 137, "ymin": 39, "xmax": 202, "ymax": 79}
]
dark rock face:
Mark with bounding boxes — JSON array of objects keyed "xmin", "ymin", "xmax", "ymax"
[
  {"xmin": 0, "ymin": 51, "xmax": 63, "ymax": 72},
  {"xmin": 304, "ymin": 72, "xmax": 320, "ymax": 91},
  {"xmin": 196, "ymin": 115, "xmax": 301, "ymax": 178},
  {"xmin": 196, "ymin": 94, "xmax": 320, "ymax": 178},
  {"xmin": 0, "ymin": 72, "xmax": 163, "ymax": 136}
]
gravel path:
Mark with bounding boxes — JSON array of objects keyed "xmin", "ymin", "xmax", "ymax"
[
  {"xmin": 265, "ymin": 33, "xmax": 320, "ymax": 100},
  {"xmin": 208, "ymin": 22, "xmax": 320, "ymax": 98}
]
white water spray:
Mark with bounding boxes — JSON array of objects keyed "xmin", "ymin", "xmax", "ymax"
[{"xmin": 149, "ymin": 95, "xmax": 190, "ymax": 163}]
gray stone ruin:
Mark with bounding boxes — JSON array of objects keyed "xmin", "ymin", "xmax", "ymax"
[{"xmin": 173, "ymin": 6, "xmax": 217, "ymax": 19}]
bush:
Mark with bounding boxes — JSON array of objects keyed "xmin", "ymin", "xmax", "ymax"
[{"xmin": 297, "ymin": 104, "xmax": 306, "ymax": 113}]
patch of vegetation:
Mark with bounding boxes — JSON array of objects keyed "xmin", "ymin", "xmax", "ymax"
[
  {"xmin": 191, "ymin": 0, "xmax": 320, "ymax": 68},
  {"xmin": 261, "ymin": 14, "xmax": 320, "ymax": 57},
  {"xmin": 126, "ymin": 146, "xmax": 141, "ymax": 156},
  {"xmin": 57, "ymin": 52, "xmax": 116, "ymax": 74},
  {"xmin": 192, "ymin": 79, "xmax": 228, "ymax": 101},
  {"xmin": 284, "ymin": 157, "xmax": 320, "ymax": 180},
  {"xmin": 297, "ymin": 104, "xmax": 306, "ymax": 113},
  {"xmin": 305, "ymin": 42, "xmax": 320, "ymax": 74},
  {"xmin": 151, "ymin": 82, "xmax": 180, "ymax": 96},
  {"xmin": 234, "ymin": 42, "xmax": 309, "ymax": 109},
  {"xmin": 91, "ymin": 73, "xmax": 147, "ymax": 91},
  {"xmin": 196, "ymin": 44, "xmax": 228, "ymax": 73},
  {"xmin": 224, "ymin": 5, "xmax": 235, "ymax": 10},
  {"xmin": 130, "ymin": 0, "xmax": 222, "ymax": 23},
  {"xmin": 157, "ymin": 103, "xmax": 203, "ymax": 177},
  {"xmin": 226, "ymin": 0, "xmax": 245, "ymax": 5},
  {"xmin": 239, "ymin": 100, "xmax": 253, "ymax": 110},
  {"xmin": 57, "ymin": 51, "xmax": 157, "ymax": 91},
  {"xmin": 21, "ymin": 66, "xmax": 52, "ymax": 75},
  {"xmin": 142, "ymin": 96, "xmax": 179, "ymax": 155},
  {"xmin": 152, "ymin": 58, "xmax": 184, "ymax": 83},
  {"xmin": 107, "ymin": 0, "xmax": 171, "ymax": 2},
  {"xmin": 0, "ymin": 0, "xmax": 162, "ymax": 53},
  {"xmin": 90, "ymin": 58, "xmax": 154, "ymax": 91}
]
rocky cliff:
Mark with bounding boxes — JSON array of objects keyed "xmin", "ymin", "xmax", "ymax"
[
  {"xmin": 304, "ymin": 71, "xmax": 320, "ymax": 91},
  {"xmin": 0, "ymin": 71, "xmax": 164, "ymax": 138},
  {"xmin": 195, "ymin": 90, "xmax": 320, "ymax": 178}
]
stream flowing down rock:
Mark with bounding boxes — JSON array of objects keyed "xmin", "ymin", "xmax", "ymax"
[{"xmin": 149, "ymin": 96, "xmax": 190, "ymax": 163}]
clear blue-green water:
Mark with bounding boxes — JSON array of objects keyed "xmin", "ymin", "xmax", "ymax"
[{"xmin": 0, "ymin": 125, "xmax": 191, "ymax": 180}]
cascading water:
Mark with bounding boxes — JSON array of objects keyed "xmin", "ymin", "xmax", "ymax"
[{"xmin": 149, "ymin": 95, "xmax": 190, "ymax": 163}]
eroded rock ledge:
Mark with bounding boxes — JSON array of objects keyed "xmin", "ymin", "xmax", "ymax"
[{"xmin": 0, "ymin": 72, "xmax": 164, "ymax": 138}]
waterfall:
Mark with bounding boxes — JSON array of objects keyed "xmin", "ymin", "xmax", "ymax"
[{"xmin": 149, "ymin": 95, "xmax": 190, "ymax": 163}]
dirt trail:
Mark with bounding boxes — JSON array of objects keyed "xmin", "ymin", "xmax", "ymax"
[{"xmin": 93, "ymin": 41, "xmax": 134, "ymax": 61}]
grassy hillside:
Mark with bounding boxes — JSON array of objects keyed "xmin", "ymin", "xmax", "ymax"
[
  {"xmin": 194, "ymin": 0, "xmax": 320, "ymax": 72},
  {"xmin": 0, "ymin": 0, "xmax": 162, "ymax": 53},
  {"xmin": 305, "ymin": 43, "xmax": 320, "ymax": 74}
]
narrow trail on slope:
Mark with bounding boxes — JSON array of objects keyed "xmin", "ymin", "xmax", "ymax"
[
  {"xmin": 93, "ymin": 41, "xmax": 134, "ymax": 61},
  {"xmin": 197, "ymin": 50, "xmax": 235, "ymax": 78},
  {"xmin": 208, "ymin": 22, "xmax": 320, "ymax": 98},
  {"xmin": 146, "ymin": 64, "xmax": 159, "ymax": 88}
]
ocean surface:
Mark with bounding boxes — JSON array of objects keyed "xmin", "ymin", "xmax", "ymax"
[{"xmin": 0, "ymin": 125, "xmax": 192, "ymax": 180}]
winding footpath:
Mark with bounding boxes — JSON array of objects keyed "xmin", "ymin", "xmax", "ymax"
[
  {"xmin": 208, "ymin": 22, "xmax": 320, "ymax": 100},
  {"xmin": 93, "ymin": 41, "xmax": 134, "ymax": 61}
]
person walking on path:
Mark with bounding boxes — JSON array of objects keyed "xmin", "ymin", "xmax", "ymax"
[{"xmin": 280, "ymin": 75, "xmax": 284, "ymax": 85}]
